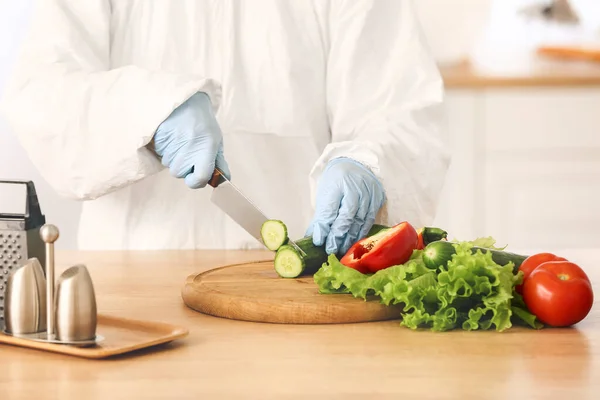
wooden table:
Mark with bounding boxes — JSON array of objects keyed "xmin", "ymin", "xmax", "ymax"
[{"xmin": 0, "ymin": 248, "xmax": 598, "ymax": 400}]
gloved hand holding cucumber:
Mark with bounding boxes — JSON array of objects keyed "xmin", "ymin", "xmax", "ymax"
[{"xmin": 305, "ymin": 157, "xmax": 387, "ymax": 256}]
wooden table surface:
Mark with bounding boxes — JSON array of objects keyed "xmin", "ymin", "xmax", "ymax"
[{"xmin": 0, "ymin": 248, "xmax": 598, "ymax": 400}]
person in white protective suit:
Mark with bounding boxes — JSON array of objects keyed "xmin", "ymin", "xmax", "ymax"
[{"xmin": 0, "ymin": 0, "xmax": 450, "ymax": 253}]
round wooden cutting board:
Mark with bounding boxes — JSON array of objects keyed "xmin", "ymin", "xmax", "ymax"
[{"xmin": 181, "ymin": 260, "xmax": 402, "ymax": 324}]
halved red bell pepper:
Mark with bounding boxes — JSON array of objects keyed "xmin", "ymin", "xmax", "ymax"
[
  {"xmin": 340, "ymin": 221, "xmax": 419, "ymax": 274},
  {"xmin": 416, "ymin": 231, "xmax": 425, "ymax": 251}
]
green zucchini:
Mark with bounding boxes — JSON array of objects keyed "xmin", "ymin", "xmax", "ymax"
[
  {"xmin": 273, "ymin": 223, "xmax": 389, "ymax": 278},
  {"xmin": 260, "ymin": 220, "xmax": 289, "ymax": 251},
  {"xmin": 423, "ymin": 240, "xmax": 528, "ymax": 272}
]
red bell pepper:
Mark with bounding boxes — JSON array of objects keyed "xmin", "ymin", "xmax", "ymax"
[
  {"xmin": 416, "ymin": 229, "xmax": 426, "ymax": 250},
  {"xmin": 340, "ymin": 221, "xmax": 419, "ymax": 274}
]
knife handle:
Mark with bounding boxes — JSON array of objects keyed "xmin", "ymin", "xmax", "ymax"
[
  {"xmin": 186, "ymin": 166, "xmax": 224, "ymax": 188},
  {"xmin": 208, "ymin": 169, "xmax": 225, "ymax": 188}
]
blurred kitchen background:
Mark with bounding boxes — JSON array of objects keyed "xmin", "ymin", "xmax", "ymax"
[{"xmin": 1, "ymin": 0, "xmax": 600, "ymax": 251}]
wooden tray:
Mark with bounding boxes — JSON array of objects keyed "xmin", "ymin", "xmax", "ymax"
[
  {"xmin": 181, "ymin": 260, "xmax": 402, "ymax": 324},
  {"xmin": 0, "ymin": 314, "xmax": 189, "ymax": 359}
]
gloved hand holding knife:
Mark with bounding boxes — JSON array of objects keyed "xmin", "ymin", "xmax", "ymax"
[{"xmin": 152, "ymin": 91, "xmax": 231, "ymax": 188}]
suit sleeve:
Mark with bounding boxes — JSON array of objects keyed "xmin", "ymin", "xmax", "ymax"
[
  {"xmin": 310, "ymin": 0, "xmax": 451, "ymax": 228},
  {"xmin": 0, "ymin": 0, "xmax": 221, "ymax": 200}
]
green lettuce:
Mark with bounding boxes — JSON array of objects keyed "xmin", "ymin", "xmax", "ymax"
[{"xmin": 313, "ymin": 240, "xmax": 542, "ymax": 332}]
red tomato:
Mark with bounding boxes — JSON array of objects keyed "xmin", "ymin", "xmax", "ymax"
[
  {"xmin": 523, "ymin": 261, "xmax": 593, "ymax": 327},
  {"xmin": 516, "ymin": 252, "xmax": 567, "ymax": 294}
]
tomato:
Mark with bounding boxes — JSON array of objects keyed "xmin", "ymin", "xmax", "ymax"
[
  {"xmin": 516, "ymin": 252, "xmax": 567, "ymax": 294},
  {"xmin": 340, "ymin": 221, "xmax": 418, "ymax": 274},
  {"xmin": 523, "ymin": 261, "xmax": 593, "ymax": 327}
]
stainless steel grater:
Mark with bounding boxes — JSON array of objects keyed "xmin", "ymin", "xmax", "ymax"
[{"xmin": 0, "ymin": 180, "xmax": 46, "ymax": 327}]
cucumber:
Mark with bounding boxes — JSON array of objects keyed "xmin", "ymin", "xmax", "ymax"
[
  {"xmin": 274, "ymin": 238, "xmax": 328, "ymax": 278},
  {"xmin": 421, "ymin": 227, "xmax": 448, "ymax": 245},
  {"xmin": 274, "ymin": 245, "xmax": 308, "ymax": 278},
  {"xmin": 261, "ymin": 220, "xmax": 388, "ymax": 253},
  {"xmin": 423, "ymin": 240, "xmax": 528, "ymax": 272},
  {"xmin": 261, "ymin": 220, "xmax": 289, "ymax": 251},
  {"xmin": 423, "ymin": 241, "xmax": 457, "ymax": 270},
  {"xmin": 366, "ymin": 224, "xmax": 390, "ymax": 236},
  {"xmin": 273, "ymin": 223, "xmax": 389, "ymax": 278}
]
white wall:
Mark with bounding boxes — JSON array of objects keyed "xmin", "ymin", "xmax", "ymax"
[
  {"xmin": 0, "ymin": 0, "xmax": 82, "ymax": 249},
  {"xmin": 1, "ymin": 0, "xmax": 491, "ymax": 250},
  {"xmin": 9, "ymin": 0, "xmax": 587, "ymax": 251},
  {"xmin": 413, "ymin": 0, "xmax": 494, "ymax": 66}
]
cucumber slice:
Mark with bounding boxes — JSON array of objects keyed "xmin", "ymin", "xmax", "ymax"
[
  {"xmin": 261, "ymin": 220, "xmax": 289, "ymax": 251},
  {"xmin": 274, "ymin": 245, "xmax": 306, "ymax": 278},
  {"xmin": 274, "ymin": 238, "xmax": 330, "ymax": 278}
]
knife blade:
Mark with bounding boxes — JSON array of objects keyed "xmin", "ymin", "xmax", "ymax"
[{"xmin": 208, "ymin": 169, "xmax": 306, "ymax": 256}]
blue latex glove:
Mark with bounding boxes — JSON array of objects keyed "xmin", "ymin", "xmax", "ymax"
[
  {"xmin": 306, "ymin": 157, "xmax": 386, "ymax": 255},
  {"xmin": 153, "ymin": 92, "xmax": 230, "ymax": 188}
]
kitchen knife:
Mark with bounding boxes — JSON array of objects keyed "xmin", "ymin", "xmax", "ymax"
[{"xmin": 207, "ymin": 169, "xmax": 306, "ymax": 256}]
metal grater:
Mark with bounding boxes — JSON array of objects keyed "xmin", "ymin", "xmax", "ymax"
[{"xmin": 0, "ymin": 180, "xmax": 46, "ymax": 327}]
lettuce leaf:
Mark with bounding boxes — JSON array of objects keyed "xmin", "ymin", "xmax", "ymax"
[{"xmin": 313, "ymin": 241, "xmax": 542, "ymax": 332}]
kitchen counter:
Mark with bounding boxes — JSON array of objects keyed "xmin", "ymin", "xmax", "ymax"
[
  {"xmin": 440, "ymin": 60, "xmax": 600, "ymax": 88},
  {"xmin": 0, "ymin": 248, "xmax": 599, "ymax": 399}
]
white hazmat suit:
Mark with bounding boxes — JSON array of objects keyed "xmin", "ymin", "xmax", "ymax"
[{"xmin": 1, "ymin": 0, "xmax": 450, "ymax": 251}]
